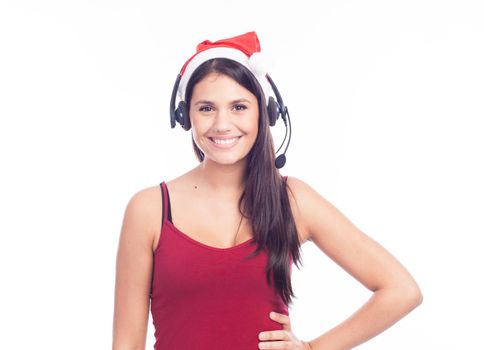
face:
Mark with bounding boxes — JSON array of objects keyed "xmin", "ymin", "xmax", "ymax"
[{"xmin": 189, "ymin": 72, "xmax": 259, "ymax": 166}]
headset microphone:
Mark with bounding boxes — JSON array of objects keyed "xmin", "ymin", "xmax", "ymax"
[
  {"xmin": 274, "ymin": 106, "xmax": 292, "ymax": 169},
  {"xmin": 266, "ymin": 74, "xmax": 292, "ymax": 169}
]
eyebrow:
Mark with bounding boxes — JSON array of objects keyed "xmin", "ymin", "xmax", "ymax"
[{"xmin": 194, "ymin": 98, "xmax": 252, "ymax": 105}]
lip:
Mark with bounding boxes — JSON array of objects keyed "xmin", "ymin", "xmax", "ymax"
[
  {"xmin": 208, "ymin": 135, "xmax": 242, "ymax": 140},
  {"xmin": 208, "ymin": 136, "xmax": 242, "ymax": 149}
]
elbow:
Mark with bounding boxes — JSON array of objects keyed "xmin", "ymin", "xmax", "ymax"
[
  {"xmin": 409, "ymin": 285, "xmax": 424, "ymax": 307},
  {"xmin": 378, "ymin": 279, "xmax": 423, "ymax": 311},
  {"xmin": 398, "ymin": 282, "xmax": 424, "ymax": 311}
]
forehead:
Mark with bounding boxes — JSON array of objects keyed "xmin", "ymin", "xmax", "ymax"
[{"xmin": 191, "ymin": 72, "xmax": 256, "ymax": 101}]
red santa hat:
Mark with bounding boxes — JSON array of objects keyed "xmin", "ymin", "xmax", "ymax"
[{"xmin": 177, "ymin": 31, "xmax": 272, "ymax": 105}]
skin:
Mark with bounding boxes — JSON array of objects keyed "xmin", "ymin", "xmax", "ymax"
[{"xmin": 112, "ymin": 72, "xmax": 423, "ymax": 350}]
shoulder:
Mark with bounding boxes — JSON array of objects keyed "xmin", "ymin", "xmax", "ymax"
[
  {"xmin": 284, "ymin": 175, "xmax": 318, "ymax": 202},
  {"xmin": 283, "ymin": 175, "xmax": 318, "ymax": 244},
  {"xmin": 122, "ymin": 184, "xmax": 163, "ymax": 248},
  {"xmin": 126, "ymin": 184, "xmax": 162, "ymax": 217},
  {"xmin": 284, "ymin": 175, "xmax": 340, "ymax": 244}
]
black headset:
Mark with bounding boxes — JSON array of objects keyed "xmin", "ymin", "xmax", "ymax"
[{"xmin": 169, "ymin": 67, "xmax": 292, "ymax": 169}]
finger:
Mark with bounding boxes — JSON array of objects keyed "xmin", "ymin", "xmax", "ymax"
[
  {"xmin": 269, "ymin": 311, "xmax": 291, "ymax": 329},
  {"xmin": 259, "ymin": 330, "xmax": 289, "ymax": 341},
  {"xmin": 258, "ymin": 340, "xmax": 291, "ymax": 349}
]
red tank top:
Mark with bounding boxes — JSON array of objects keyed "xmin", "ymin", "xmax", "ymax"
[{"xmin": 149, "ymin": 178, "xmax": 291, "ymax": 349}]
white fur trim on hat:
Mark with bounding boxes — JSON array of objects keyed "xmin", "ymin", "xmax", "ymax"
[
  {"xmin": 248, "ymin": 52, "xmax": 271, "ymax": 77},
  {"xmin": 178, "ymin": 47, "xmax": 271, "ymax": 105}
]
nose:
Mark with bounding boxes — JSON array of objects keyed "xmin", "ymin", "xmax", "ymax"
[{"xmin": 212, "ymin": 108, "xmax": 232, "ymax": 132}]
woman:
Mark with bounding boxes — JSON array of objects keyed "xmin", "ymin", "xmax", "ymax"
[{"xmin": 112, "ymin": 31, "xmax": 423, "ymax": 350}]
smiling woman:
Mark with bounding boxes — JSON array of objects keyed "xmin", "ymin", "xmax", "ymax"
[{"xmin": 112, "ymin": 31, "xmax": 422, "ymax": 350}]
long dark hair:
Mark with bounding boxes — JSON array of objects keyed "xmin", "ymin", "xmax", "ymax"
[{"xmin": 184, "ymin": 58, "xmax": 304, "ymax": 307}]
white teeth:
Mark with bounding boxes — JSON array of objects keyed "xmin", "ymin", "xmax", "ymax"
[{"xmin": 211, "ymin": 137, "xmax": 239, "ymax": 144}]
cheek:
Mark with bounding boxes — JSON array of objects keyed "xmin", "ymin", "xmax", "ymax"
[
  {"xmin": 190, "ymin": 115, "xmax": 207, "ymax": 133},
  {"xmin": 249, "ymin": 113, "xmax": 260, "ymax": 134}
]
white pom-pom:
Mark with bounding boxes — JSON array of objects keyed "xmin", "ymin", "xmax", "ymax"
[{"xmin": 248, "ymin": 52, "xmax": 270, "ymax": 76}]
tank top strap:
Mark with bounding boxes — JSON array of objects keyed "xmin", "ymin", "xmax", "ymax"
[
  {"xmin": 159, "ymin": 181, "xmax": 172, "ymax": 225},
  {"xmin": 283, "ymin": 175, "xmax": 288, "ymax": 182}
]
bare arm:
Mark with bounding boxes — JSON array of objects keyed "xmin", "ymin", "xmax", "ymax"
[
  {"xmin": 287, "ymin": 177, "xmax": 423, "ymax": 350},
  {"xmin": 112, "ymin": 188, "xmax": 158, "ymax": 350}
]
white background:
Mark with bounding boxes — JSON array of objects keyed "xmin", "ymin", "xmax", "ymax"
[{"xmin": 1, "ymin": 1, "xmax": 483, "ymax": 349}]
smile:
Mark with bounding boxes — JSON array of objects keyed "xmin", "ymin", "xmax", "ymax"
[{"xmin": 208, "ymin": 136, "xmax": 242, "ymax": 149}]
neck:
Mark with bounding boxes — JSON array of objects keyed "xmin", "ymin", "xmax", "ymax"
[{"xmin": 193, "ymin": 158, "xmax": 246, "ymax": 198}]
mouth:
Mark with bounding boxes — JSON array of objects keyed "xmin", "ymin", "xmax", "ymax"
[{"xmin": 208, "ymin": 136, "xmax": 242, "ymax": 149}]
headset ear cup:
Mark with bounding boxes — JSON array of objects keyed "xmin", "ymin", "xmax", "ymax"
[
  {"xmin": 267, "ymin": 96, "xmax": 279, "ymax": 127},
  {"xmin": 176, "ymin": 101, "xmax": 191, "ymax": 131}
]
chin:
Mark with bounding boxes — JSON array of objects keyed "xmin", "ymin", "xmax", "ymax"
[{"xmin": 206, "ymin": 153, "xmax": 247, "ymax": 166}]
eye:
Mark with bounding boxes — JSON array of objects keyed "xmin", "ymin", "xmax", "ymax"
[
  {"xmin": 233, "ymin": 104, "xmax": 247, "ymax": 111},
  {"xmin": 198, "ymin": 105, "xmax": 214, "ymax": 112}
]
